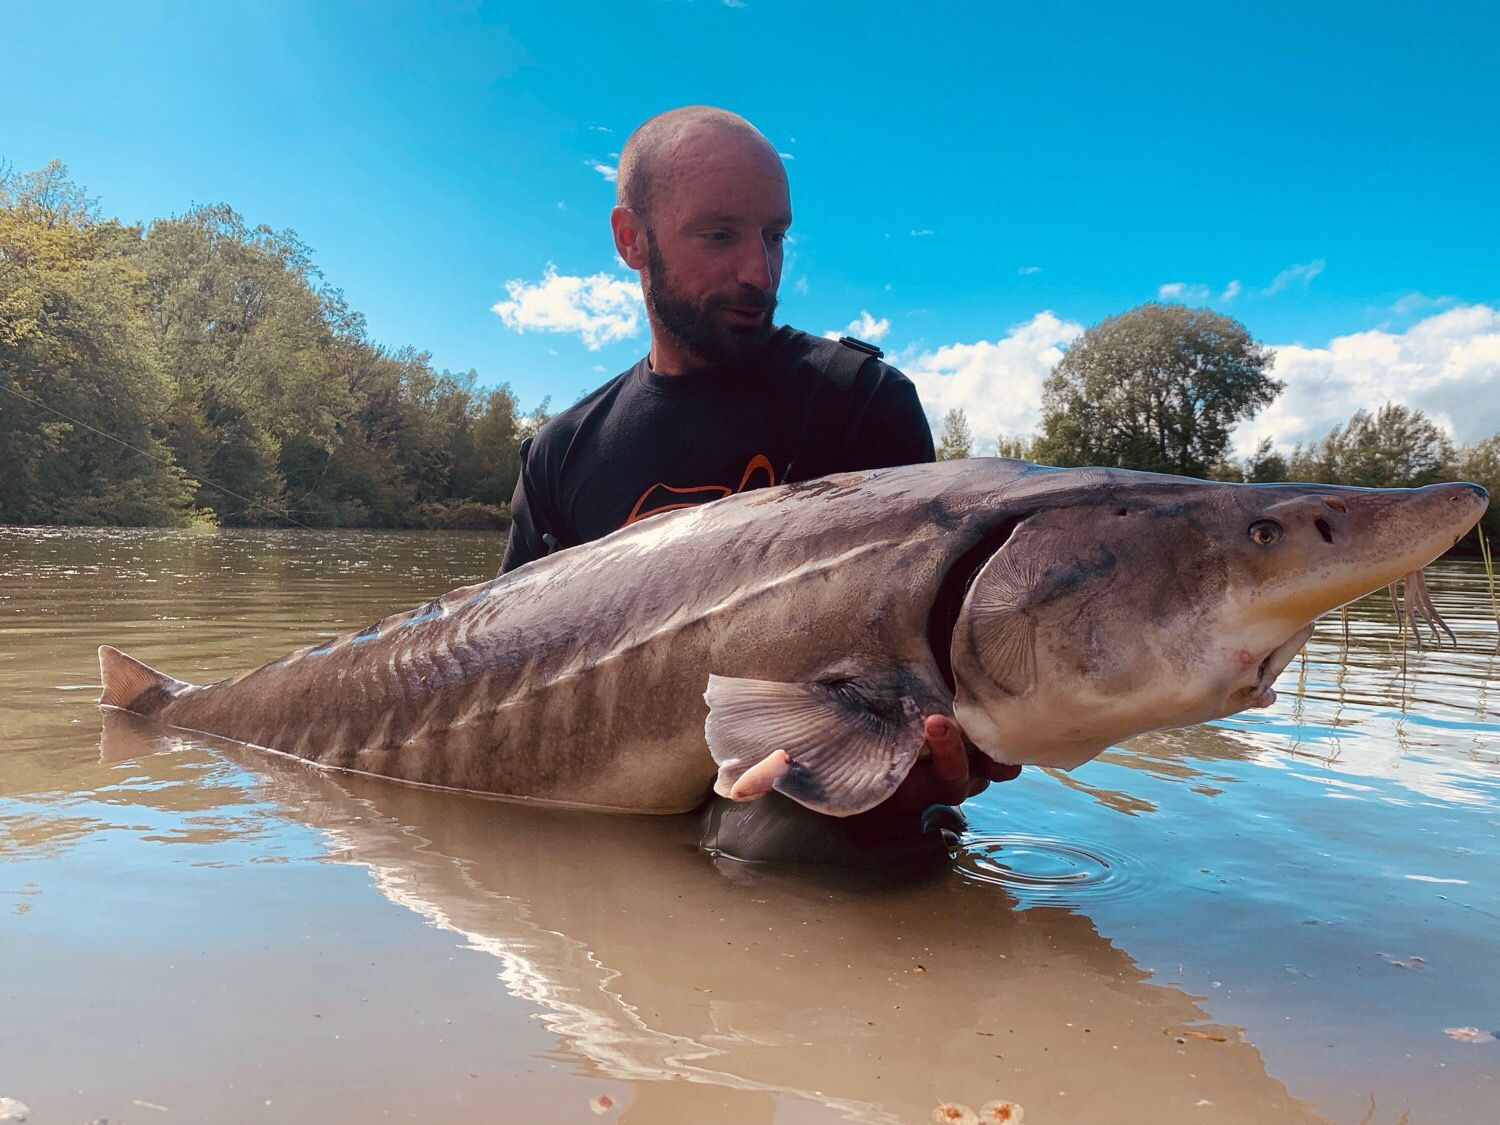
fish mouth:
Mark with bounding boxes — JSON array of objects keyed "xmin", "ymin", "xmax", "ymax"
[{"xmin": 1238, "ymin": 623, "xmax": 1316, "ymax": 709}]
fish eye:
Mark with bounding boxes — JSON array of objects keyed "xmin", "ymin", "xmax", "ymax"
[{"xmin": 1248, "ymin": 519, "xmax": 1284, "ymax": 546}]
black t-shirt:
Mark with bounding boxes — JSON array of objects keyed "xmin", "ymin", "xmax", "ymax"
[{"xmin": 499, "ymin": 326, "xmax": 935, "ymax": 574}]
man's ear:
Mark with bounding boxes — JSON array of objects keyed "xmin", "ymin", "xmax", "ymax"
[{"xmin": 611, "ymin": 206, "xmax": 649, "ymax": 271}]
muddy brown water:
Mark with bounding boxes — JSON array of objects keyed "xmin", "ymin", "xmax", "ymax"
[{"xmin": 2, "ymin": 527, "xmax": 1498, "ymax": 1124}]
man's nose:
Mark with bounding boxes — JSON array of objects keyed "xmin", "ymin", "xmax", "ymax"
[{"xmin": 736, "ymin": 238, "xmax": 775, "ymax": 292}]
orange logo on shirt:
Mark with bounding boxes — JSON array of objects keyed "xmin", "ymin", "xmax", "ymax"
[{"xmin": 623, "ymin": 453, "xmax": 777, "ymax": 526}]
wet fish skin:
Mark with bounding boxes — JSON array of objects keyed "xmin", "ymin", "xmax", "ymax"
[{"xmin": 96, "ymin": 460, "xmax": 1488, "ymax": 816}]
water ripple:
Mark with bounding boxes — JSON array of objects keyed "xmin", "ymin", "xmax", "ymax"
[{"xmin": 954, "ymin": 834, "xmax": 1145, "ymax": 907}]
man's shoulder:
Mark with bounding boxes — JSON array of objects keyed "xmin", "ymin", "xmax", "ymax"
[
  {"xmin": 774, "ymin": 326, "xmax": 907, "ymax": 378},
  {"xmin": 774, "ymin": 327, "xmax": 917, "ymax": 403}
]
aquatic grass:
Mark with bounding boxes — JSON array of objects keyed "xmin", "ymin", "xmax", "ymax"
[
  {"xmin": 1479, "ymin": 527, "xmax": 1499, "ymax": 637},
  {"xmin": 1385, "ymin": 578, "xmax": 1411, "ymax": 678}
]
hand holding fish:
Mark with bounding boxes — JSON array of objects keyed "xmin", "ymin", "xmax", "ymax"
[
  {"xmin": 724, "ymin": 714, "xmax": 1019, "ymax": 812},
  {"xmin": 895, "ymin": 715, "xmax": 1023, "ymax": 812}
]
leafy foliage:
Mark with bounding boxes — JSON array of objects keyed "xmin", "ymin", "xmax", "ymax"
[
  {"xmin": 1032, "ymin": 302, "xmax": 1280, "ymax": 477},
  {"xmin": 1285, "ymin": 403, "xmax": 1453, "ymax": 489},
  {"xmin": 0, "ymin": 162, "xmax": 203, "ymax": 525},
  {"xmin": 0, "ymin": 162, "xmax": 544, "ymax": 529},
  {"xmin": 994, "ymin": 434, "xmax": 1039, "ymax": 461},
  {"xmin": 935, "ymin": 407, "xmax": 973, "ymax": 460}
]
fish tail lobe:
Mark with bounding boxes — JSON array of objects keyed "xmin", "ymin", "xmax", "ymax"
[{"xmin": 98, "ymin": 645, "xmax": 193, "ymax": 714}]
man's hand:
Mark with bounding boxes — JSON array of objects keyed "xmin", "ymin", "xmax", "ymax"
[
  {"xmin": 723, "ymin": 714, "xmax": 1021, "ymax": 817},
  {"xmin": 880, "ymin": 714, "xmax": 1021, "ymax": 819}
]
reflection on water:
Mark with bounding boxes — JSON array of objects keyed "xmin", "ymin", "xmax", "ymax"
[
  {"xmin": 87, "ymin": 710, "xmax": 1319, "ymax": 1125},
  {"xmin": 3, "ymin": 527, "xmax": 1498, "ymax": 1123}
]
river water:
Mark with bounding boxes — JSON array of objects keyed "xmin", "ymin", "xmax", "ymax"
[{"xmin": 2, "ymin": 527, "xmax": 1497, "ymax": 1124}]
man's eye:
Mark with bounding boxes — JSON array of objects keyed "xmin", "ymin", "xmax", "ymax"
[
  {"xmin": 703, "ymin": 231, "xmax": 732, "ymax": 243},
  {"xmin": 766, "ymin": 230, "xmax": 788, "ymax": 245}
]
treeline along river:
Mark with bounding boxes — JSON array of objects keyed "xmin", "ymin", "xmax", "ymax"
[{"xmin": 1, "ymin": 162, "xmax": 546, "ymax": 531}]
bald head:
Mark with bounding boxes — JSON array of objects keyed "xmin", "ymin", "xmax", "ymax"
[
  {"xmin": 617, "ymin": 106, "xmax": 785, "ymax": 221},
  {"xmin": 610, "ymin": 106, "xmax": 791, "ymax": 373}
]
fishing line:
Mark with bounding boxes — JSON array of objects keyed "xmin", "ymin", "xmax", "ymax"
[{"xmin": 0, "ymin": 380, "xmax": 317, "ymax": 530}]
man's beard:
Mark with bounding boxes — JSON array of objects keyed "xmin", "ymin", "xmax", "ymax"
[{"xmin": 645, "ymin": 234, "xmax": 777, "ymax": 370}]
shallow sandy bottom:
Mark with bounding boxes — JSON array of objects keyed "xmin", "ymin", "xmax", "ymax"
[{"xmin": 2, "ymin": 527, "xmax": 1497, "ymax": 1123}]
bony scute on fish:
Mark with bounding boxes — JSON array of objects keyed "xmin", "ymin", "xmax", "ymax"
[{"xmin": 95, "ymin": 460, "xmax": 1488, "ymax": 821}]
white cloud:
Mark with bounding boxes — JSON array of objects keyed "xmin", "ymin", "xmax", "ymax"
[
  {"xmin": 904, "ymin": 312, "xmax": 1085, "ymax": 451},
  {"xmin": 910, "ymin": 229, "xmax": 935, "ymax": 237},
  {"xmin": 777, "ymin": 151, "xmax": 795, "ymax": 160},
  {"xmin": 1389, "ymin": 291, "xmax": 1455, "ymax": 317},
  {"xmin": 1233, "ymin": 304, "xmax": 1500, "ymax": 455},
  {"xmin": 556, "ymin": 201, "xmax": 567, "ymax": 211},
  {"xmin": 1264, "ymin": 258, "xmax": 1325, "ymax": 295},
  {"xmin": 723, "ymin": 0, "xmax": 747, "ymax": 6},
  {"xmin": 1155, "ymin": 278, "xmax": 1241, "ymax": 303},
  {"xmin": 867, "ymin": 301, "xmax": 1497, "ymax": 462},
  {"xmin": 588, "ymin": 160, "xmax": 618, "ymax": 183},
  {"xmin": 491, "ymin": 263, "xmax": 643, "ymax": 351},
  {"xmin": 588, "ymin": 124, "xmax": 612, "ymax": 133},
  {"xmin": 1158, "ymin": 281, "xmax": 1211, "ymax": 302},
  {"xmin": 823, "ymin": 310, "xmax": 890, "ymax": 344},
  {"xmin": 793, "ymin": 276, "xmax": 809, "ymax": 295},
  {"xmin": 1018, "ymin": 265, "xmax": 1042, "ymax": 276}
]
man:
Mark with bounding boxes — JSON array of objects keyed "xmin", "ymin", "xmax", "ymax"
[{"xmin": 502, "ymin": 106, "xmax": 1016, "ymax": 839}]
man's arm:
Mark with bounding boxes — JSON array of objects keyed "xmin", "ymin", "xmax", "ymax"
[
  {"xmin": 499, "ymin": 438, "xmax": 554, "ymax": 576},
  {"xmin": 839, "ymin": 364, "xmax": 936, "ymax": 471}
]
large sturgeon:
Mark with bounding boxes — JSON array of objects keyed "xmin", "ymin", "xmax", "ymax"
[{"xmin": 97, "ymin": 459, "xmax": 1487, "ymax": 817}]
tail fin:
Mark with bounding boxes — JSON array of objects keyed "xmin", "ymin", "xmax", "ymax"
[{"xmin": 98, "ymin": 645, "xmax": 192, "ymax": 714}]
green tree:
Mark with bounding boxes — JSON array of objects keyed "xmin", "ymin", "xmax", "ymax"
[
  {"xmin": 935, "ymin": 407, "xmax": 973, "ymax": 460},
  {"xmin": 1447, "ymin": 434, "xmax": 1499, "ymax": 547},
  {"xmin": 1242, "ymin": 437, "xmax": 1290, "ymax": 483},
  {"xmin": 994, "ymin": 434, "xmax": 1038, "ymax": 461},
  {"xmin": 1288, "ymin": 403, "xmax": 1453, "ymax": 488},
  {"xmin": 0, "ymin": 162, "xmax": 201, "ymax": 525},
  {"xmin": 1032, "ymin": 303, "xmax": 1279, "ymax": 476},
  {"xmin": 454, "ymin": 384, "xmax": 526, "ymax": 507},
  {"xmin": 136, "ymin": 204, "xmax": 352, "ymax": 524},
  {"xmin": 1211, "ymin": 437, "xmax": 1290, "ymax": 483},
  {"xmin": 0, "ymin": 160, "xmax": 541, "ymax": 531}
]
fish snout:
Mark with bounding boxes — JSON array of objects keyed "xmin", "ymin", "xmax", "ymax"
[
  {"xmin": 1445, "ymin": 480, "xmax": 1489, "ymax": 512},
  {"xmin": 1411, "ymin": 481, "xmax": 1490, "ymax": 544}
]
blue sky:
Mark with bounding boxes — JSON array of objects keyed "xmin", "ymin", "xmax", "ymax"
[{"xmin": 6, "ymin": 0, "xmax": 1498, "ymax": 450}]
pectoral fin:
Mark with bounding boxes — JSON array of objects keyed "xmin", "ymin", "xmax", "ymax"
[{"xmin": 703, "ymin": 675, "xmax": 926, "ymax": 817}]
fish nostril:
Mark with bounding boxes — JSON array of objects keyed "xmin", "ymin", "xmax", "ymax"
[
  {"xmin": 1314, "ymin": 517, "xmax": 1334, "ymax": 544},
  {"xmin": 1323, "ymin": 498, "xmax": 1347, "ymax": 513}
]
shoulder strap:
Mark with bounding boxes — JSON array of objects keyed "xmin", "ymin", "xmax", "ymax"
[{"xmin": 783, "ymin": 336, "xmax": 881, "ymax": 484}]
